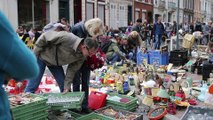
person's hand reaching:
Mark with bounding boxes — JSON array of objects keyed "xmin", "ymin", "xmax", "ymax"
[{"xmin": 62, "ymin": 88, "xmax": 71, "ymax": 94}]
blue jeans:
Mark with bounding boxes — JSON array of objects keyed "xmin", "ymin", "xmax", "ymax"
[
  {"xmin": 0, "ymin": 87, "xmax": 12, "ymax": 120},
  {"xmin": 107, "ymin": 52, "xmax": 127, "ymax": 65},
  {"xmin": 25, "ymin": 58, "xmax": 65, "ymax": 93},
  {"xmin": 128, "ymin": 52, "xmax": 134, "ymax": 60},
  {"xmin": 73, "ymin": 62, "xmax": 90, "ymax": 109},
  {"xmin": 166, "ymin": 31, "xmax": 171, "ymax": 38},
  {"xmin": 154, "ymin": 34, "xmax": 162, "ymax": 49}
]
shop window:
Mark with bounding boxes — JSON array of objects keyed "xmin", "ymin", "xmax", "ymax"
[
  {"xmin": 18, "ymin": 0, "xmax": 49, "ymax": 30},
  {"xmin": 98, "ymin": 4, "xmax": 105, "ymax": 23},
  {"xmin": 135, "ymin": 11, "xmax": 140, "ymax": 21},
  {"xmin": 86, "ymin": 2, "xmax": 94, "ymax": 20},
  {"xmin": 59, "ymin": 0, "xmax": 69, "ymax": 21}
]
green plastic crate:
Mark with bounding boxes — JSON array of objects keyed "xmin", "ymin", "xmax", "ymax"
[
  {"xmin": 95, "ymin": 106, "xmax": 143, "ymax": 120},
  {"xmin": 67, "ymin": 110, "xmax": 83, "ymax": 118},
  {"xmin": 106, "ymin": 93, "xmax": 138, "ymax": 111},
  {"xmin": 106, "ymin": 103, "xmax": 137, "ymax": 112},
  {"xmin": 13, "ymin": 105, "xmax": 48, "ymax": 120},
  {"xmin": 77, "ymin": 113, "xmax": 113, "ymax": 120},
  {"xmin": 10, "ymin": 94, "xmax": 47, "ymax": 117},
  {"xmin": 45, "ymin": 92, "xmax": 85, "ymax": 110},
  {"xmin": 14, "ymin": 107, "xmax": 48, "ymax": 120},
  {"xmin": 12, "ymin": 101, "xmax": 48, "ymax": 117}
]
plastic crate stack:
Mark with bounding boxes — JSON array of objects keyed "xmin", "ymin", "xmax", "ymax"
[
  {"xmin": 77, "ymin": 113, "xmax": 113, "ymax": 120},
  {"xmin": 94, "ymin": 106, "xmax": 143, "ymax": 120},
  {"xmin": 106, "ymin": 93, "xmax": 138, "ymax": 111},
  {"xmin": 149, "ymin": 50, "xmax": 169, "ymax": 66},
  {"xmin": 45, "ymin": 92, "xmax": 85, "ymax": 110},
  {"xmin": 11, "ymin": 94, "xmax": 48, "ymax": 120}
]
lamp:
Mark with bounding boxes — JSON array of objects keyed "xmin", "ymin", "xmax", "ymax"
[{"xmin": 157, "ymin": 86, "xmax": 170, "ymax": 98}]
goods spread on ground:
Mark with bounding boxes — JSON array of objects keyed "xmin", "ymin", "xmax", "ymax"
[{"xmin": 6, "ymin": 48, "xmax": 213, "ymax": 120}]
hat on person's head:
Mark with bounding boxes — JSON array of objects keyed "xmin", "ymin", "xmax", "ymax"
[
  {"xmin": 43, "ymin": 22, "xmax": 66, "ymax": 32},
  {"xmin": 136, "ymin": 18, "xmax": 142, "ymax": 23},
  {"xmin": 53, "ymin": 23, "xmax": 66, "ymax": 28}
]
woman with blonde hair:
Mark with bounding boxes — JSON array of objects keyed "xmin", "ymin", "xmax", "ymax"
[{"xmin": 71, "ymin": 18, "xmax": 104, "ymax": 113}]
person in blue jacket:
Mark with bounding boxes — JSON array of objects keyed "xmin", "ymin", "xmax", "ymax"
[
  {"xmin": 0, "ymin": 11, "xmax": 39, "ymax": 120},
  {"xmin": 153, "ymin": 16, "xmax": 165, "ymax": 49}
]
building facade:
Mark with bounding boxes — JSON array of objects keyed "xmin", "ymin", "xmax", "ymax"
[
  {"xmin": 167, "ymin": 0, "xmax": 177, "ymax": 23},
  {"xmin": 84, "ymin": 0, "xmax": 105, "ymax": 22},
  {"xmin": 2, "ymin": 0, "xmax": 213, "ymax": 30},
  {"xmin": 201, "ymin": 0, "xmax": 212, "ymax": 23},
  {"xmin": 194, "ymin": 0, "xmax": 201, "ymax": 22},
  {"xmin": 153, "ymin": 0, "xmax": 167, "ymax": 22},
  {"xmin": 212, "ymin": 2, "xmax": 213, "ymax": 21},
  {"xmin": 0, "ymin": 0, "xmax": 74, "ymax": 30},
  {"xmin": 178, "ymin": 0, "xmax": 185, "ymax": 24},
  {"xmin": 105, "ymin": 0, "xmax": 133, "ymax": 29},
  {"xmin": 183, "ymin": 0, "xmax": 194, "ymax": 23},
  {"xmin": 154, "ymin": 0, "xmax": 178, "ymax": 23},
  {"xmin": 134, "ymin": 0, "xmax": 154, "ymax": 23}
]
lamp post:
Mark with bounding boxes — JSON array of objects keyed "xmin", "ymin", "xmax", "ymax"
[{"xmin": 176, "ymin": 0, "xmax": 180, "ymax": 49}]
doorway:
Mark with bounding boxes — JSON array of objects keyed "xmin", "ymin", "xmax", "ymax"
[{"xmin": 74, "ymin": 0, "xmax": 82, "ymax": 23}]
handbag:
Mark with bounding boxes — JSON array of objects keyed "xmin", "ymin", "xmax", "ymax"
[
  {"xmin": 88, "ymin": 91, "xmax": 107, "ymax": 110},
  {"xmin": 209, "ymin": 84, "xmax": 213, "ymax": 94},
  {"xmin": 181, "ymin": 81, "xmax": 191, "ymax": 99},
  {"xmin": 168, "ymin": 84, "xmax": 175, "ymax": 96},
  {"xmin": 175, "ymin": 86, "xmax": 186, "ymax": 101}
]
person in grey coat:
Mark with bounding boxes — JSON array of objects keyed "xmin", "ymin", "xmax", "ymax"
[{"xmin": 25, "ymin": 26, "xmax": 98, "ymax": 93}]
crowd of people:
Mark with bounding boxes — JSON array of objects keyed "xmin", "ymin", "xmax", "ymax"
[
  {"xmin": 2, "ymin": 10, "xmax": 213, "ymax": 119},
  {"xmin": 13, "ymin": 17, "xmax": 213, "ymax": 114}
]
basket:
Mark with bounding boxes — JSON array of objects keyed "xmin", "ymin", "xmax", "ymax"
[
  {"xmin": 45, "ymin": 92, "xmax": 85, "ymax": 110},
  {"xmin": 106, "ymin": 93, "xmax": 138, "ymax": 111},
  {"xmin": 148, "ymin": 107, "xmax": 167, "ymax": 120},
  {"xmin": 95, "ymin": 106, "xmax": 143, "ymax": 120},
  {"xmin": 77, "ymin": 113, "xmax": 113, "ymax": 120},
  {"xmin": 182, "ymin": 34, "xmax": 195, "ymax": 49}
]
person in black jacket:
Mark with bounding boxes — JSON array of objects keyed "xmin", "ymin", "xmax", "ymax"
[
  {"xmin": 195, "ymin": 21, "xmax": 202, "ymax": 32},
  {"xmin": 71, "ymin": 18, "xmax": 104, "ymax": 113}
]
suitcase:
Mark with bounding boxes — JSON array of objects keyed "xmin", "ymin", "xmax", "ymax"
[
  {"xmin": 169, "ymin": 59, "xmax": 188, "ymax": 66},
  {"xmin": 170, "ymin": 49, "xmax": 188, "ymax": 60}
]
